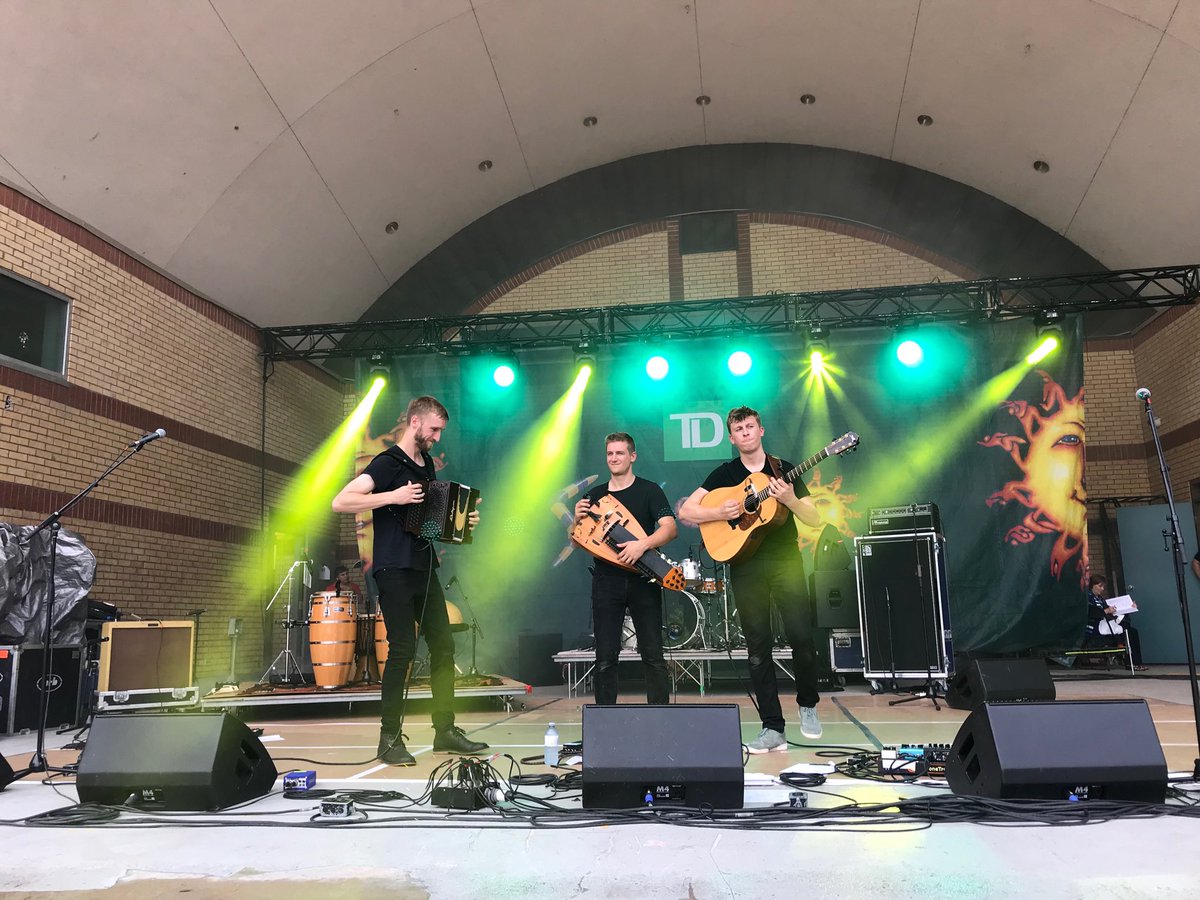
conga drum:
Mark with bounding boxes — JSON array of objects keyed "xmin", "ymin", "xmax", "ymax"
[{"xmin": 308, "ymin": 593, "xmax": 356, "ymax": 688}]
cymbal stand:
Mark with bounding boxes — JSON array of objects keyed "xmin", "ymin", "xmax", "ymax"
[{"xmin": 258, "ymin": 560, "xmax": 309, "ymax": 685}]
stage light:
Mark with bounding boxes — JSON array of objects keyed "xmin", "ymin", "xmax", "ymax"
[
  {"xmin": 366, "ymin": 352, "xmax": 390, "ymax": 386},
  {"xmin": 1027, "ymin": 310, "xmax": 1064, "ymax": 364},
  {"xmin": 727, "ymin": 350, "xmax": 753, "ymax": 376},
  {"xmin": 574, "ymin": 339, "xmax": 596, "ymax": 375},
  {"xmin": 806, "ymin": 323, "xmax": 830, "ymax": 375},
  {"xmin": 646, "ymin": 355, "xmax": 669, "ymax": 380},
  {"xmin": 896, "ymin": 339, "xmax": 924, "ymax": 367},
  {"xmin": 493, "ymin": 363, "xmax": 516, "ymax": 387}
]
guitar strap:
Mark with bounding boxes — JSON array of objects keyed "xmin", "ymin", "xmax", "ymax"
[{"xmin": 766, "ymin": 454, "xmax": 784, "ymax": 480}]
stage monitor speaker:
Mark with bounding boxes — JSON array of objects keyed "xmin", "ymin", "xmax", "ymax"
[
  {"xmin": 76, "ymin": 712, "xmax": 278, "ymax": 810},
  {"xmin": 813, "ymin": 569, "xmax": 859, "ymax": 629},
  {"xmin": 945, "ymin": 658, "xmax": 1055, "ymax": 710},
  {"xmin": 812, "ymin": 524, "xmax": 852, "ymax": 572},
  {"xmin": 0, "ymin": 750, "xmax": 13, "ymax": 791},
  {"xmin": 582, "ymin": 703, "xmax": 743, "ymax": 809},
  {"xmin": 946, "ymin": 700, "xmax": 1167, "ymax": 802},
  {"xmin": 98, "ymin": 620, "xmax": 195, "ymax": 692},
  {"xmin": 855, "ymin": 532, "xmax": 952, "ymax": 678}
]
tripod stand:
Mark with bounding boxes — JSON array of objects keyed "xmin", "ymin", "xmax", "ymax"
[
  {"xmin": 447, "ymin": 577, "xmax": 484, "ymax": 679},
  {"xmin": 13, "ymin": 430, "xmax": 164, "ymax": 781},
  {"xmin": 257, "ymin": 560, "xmax": 311, "ymax": 686}
]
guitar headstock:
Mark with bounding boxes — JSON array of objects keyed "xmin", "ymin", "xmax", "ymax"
[{"xmin": 826, "ymin": 432, "xmax": 860, "ymax": 457}]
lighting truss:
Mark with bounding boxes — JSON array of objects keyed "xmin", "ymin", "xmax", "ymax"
[{"xmin": 262, "ymin": 265, "xmax": 1199, "ymax": 362}]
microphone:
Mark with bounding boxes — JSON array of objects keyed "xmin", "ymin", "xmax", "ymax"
[
  {"xmin": 445, "ymin": 576, "xmax": 458, "ymax": 588},
  {"xmin": 1135, "ymin": 387, "xmax": 1151, "ymax": 402},
  {"xmin": 130, "ymin": 428, "xmax": 167, "ymax": 449}
]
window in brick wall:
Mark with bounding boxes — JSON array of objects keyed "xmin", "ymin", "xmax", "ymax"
[
  {"xmin": 0, "ymin": 267, "xmax": 70, "ymax": 376},
  {"xmin": 679, "ymin": 212, "xmax": 738, "ymax": 255}
]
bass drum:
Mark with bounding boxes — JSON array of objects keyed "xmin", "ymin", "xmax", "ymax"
[{"xmin": 662, "ymin": 590, "xmax": 706, "ymax": 650}]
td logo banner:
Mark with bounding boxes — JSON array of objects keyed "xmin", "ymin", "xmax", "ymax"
[{"xmin": 664, "ymin": 407, "xmax": 731, "ymax": 461}]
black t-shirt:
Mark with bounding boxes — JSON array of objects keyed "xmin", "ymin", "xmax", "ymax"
[
  {"xmin": 701, "ymin": 455, "xmax": 809, "ymax": 563},
  {"xmin": 584, "ymin": 476, "xmax": 675, "ymax": 577},
  {"xmin": 362, "ymin": 445, "xmax": 438, "ymax": 572}
]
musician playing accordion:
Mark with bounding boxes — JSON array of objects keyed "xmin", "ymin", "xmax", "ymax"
[{"xmin": 333, "ymin": 395, "xmax": 488, "ymax": 765}]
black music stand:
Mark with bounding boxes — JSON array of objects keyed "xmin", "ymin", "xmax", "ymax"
[{"xmin": 13, "ymin": 432, "xmax": 163, "ymax": 781}]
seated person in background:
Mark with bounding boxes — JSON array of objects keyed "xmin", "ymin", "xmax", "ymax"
[
  {"xmin": 1083, "ymin": 573, "xmax": 1145, "ymax": 670},
  {"xmin": 324, "ymin": 565, "xmax": 362, "ymax": 602}
]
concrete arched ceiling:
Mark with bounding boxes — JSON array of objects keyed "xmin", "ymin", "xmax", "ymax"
[{"xmin": 2, "ymin": 0, "xmax": 1199, "ymax": 327}]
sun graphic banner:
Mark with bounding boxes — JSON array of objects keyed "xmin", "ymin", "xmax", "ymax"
[{"xmin": 352, "ymin": 322, "xmax": 1085, "ymax": 672}]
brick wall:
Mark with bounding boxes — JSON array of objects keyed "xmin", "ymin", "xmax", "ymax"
[{"xmin": 0, "ymin": 187, "xmax": 347, "ymax": 682}]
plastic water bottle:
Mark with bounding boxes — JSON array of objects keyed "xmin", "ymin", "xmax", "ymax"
[{"xmin": 543, "ymin": 722, "xmax": 560, "ymax": 767}]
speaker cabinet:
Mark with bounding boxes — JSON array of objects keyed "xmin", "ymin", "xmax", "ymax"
[
  {"xmin": 98, "ymin": 620, "xmax": 195, "ymax": 691},
  {"xmin": 76, "ymin": 712, "xmax": 278, "ymax": 810},
  {"xmin": 946, "ymin": 658, "xmax": 1056, "ymax": 710},
  {"xmin": 582, "ymin": 704, "xmax": 743, "ymax": 809},
  {"xmin": 854, "ymin": 532, "xmax": 953, "ymax": 678},
  {"xmin": 946, "ymin": 700, "xmax": 1167, "ymax": 802}
]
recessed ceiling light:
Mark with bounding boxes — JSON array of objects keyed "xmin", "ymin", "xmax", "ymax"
[
  {"xmin": 478, "ymin": 159, "xmax": 493, "ymax": 171},
  {"xmin": 800, "ymin": 94, "xmax": 816, "ymax": 105},
  {"xmin": 695, "ymin": 95, "xmax": 711, "ymax": 106},
  {"xmin": 583, "ymin": 115, "xmax": 598, "ymax": 127},
  {"xmin": 1033, "ymin": 160, "xmax": 1050, "ymax": 173},
  {"xmin": 917, "ymin": 114, "xmax": 933, "ymax": 126},
  {"xmin": 385, "ymin": 221, "xmax": 398, "ymax": 234}
]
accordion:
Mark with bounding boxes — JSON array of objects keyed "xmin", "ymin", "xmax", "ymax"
[{"xmin": 402, "ymin": 480, "xmax": 480, "ymax": 544}]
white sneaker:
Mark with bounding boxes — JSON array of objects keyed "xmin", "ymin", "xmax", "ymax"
[
  {"xmin": 745, "ymin": 727, "xmax": 787, "ymax": 754},
  {"xmin": 799, "ymin": 706, "xmax": 823, "ymax": 740}
]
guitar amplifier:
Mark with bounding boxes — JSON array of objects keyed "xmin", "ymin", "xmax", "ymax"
[
  {"xmin": 402, "ymin": 480, "xmax": 479, "ymax": 544},
  {"xmin": 868, "ymin": 503, "xmax": 941, "ymax": 535},
  {"xmin": 0, "ymin": 645, "xmax": 84, "ymax": 734}
]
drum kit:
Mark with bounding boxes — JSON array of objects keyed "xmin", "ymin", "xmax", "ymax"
[{"xmin": 661, "ymin": 556, "xmax": 742, "ymax": 651}]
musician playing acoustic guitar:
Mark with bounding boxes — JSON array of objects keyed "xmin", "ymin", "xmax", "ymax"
[
  {"xmin": 573, "ymin": 432, "xmax": 678, "ymax": 705},
  {"xmin": 332, "ymin": 395, "xmax": 487, "ymax": 765},
  {"xmin": 680, "ymin": 406, "xmax": 824, "ymax": 750}
]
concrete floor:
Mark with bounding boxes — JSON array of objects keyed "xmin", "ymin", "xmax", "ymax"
[{"xmin": 2, "ymin": 673, "xmax": 1200, "ymax": 898}]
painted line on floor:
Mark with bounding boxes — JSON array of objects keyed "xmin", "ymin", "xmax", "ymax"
[
  {"xmin": 831, "ymin": 695, "xmax": 884, "ymax": 750},
  {"xmin": 347, "ymin": 764, "xmax": 389, "ymax": 780}
]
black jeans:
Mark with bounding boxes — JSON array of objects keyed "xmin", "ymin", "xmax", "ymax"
[
  {"xmin": 733, "ymin": 553, "xmax": 819, "ymax": 732},
  {"xmin": 374, "ymin": 567, "xmax": 456, "ymax": 735},
  {"xmin": 592, "ymin": 570, "xmax": 670, "ymax": 705}
]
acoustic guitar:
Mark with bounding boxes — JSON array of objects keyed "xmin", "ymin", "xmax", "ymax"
[
  {"xmin": 698, "ymin": 432, "xmax": 860, "ymax": 563},
  {"xmin": 571, "ymin": 494, "xmax": 686, "ymax": 591}
]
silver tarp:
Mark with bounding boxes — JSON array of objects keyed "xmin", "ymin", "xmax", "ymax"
[{"xmin": 0, "ymin": 522, "xmax": 95, "ymax": 645}]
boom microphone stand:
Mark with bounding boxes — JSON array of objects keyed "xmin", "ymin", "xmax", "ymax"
[
  {"xmin": 14, "ymin": 428, "xmax": 167, "ymax": 780},
  {"xmin": 1137, "ymin": 387, "xmax": 1200, "ymax": 779}
]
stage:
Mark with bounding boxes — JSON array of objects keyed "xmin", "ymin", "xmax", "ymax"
[
  {"xmin": 199, "ymin": 675, "xmax": 532, "ymax": 712},
  {"xmin": 2, "ymin": 671, "xmax": 1200, "ymax": 897}
]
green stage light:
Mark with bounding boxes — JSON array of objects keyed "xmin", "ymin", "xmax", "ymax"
[
  {"xmin": 727, "ymin": 350, "xmax": 753, "ymax": 376},
  {"xmin": 493, "ymin": 363, "xmax": 516, "ymax": 387},
  {"xmin": 896, "ymin": 339, "xmax": 924, "ymax": 367},
  {"xmin": 809, "ymin": 349, "xmax": 827, "ymax": 375},
  {"xmin": 1025, "ymin": 336, "xmax": 1059, "ymax": 364},
  {"xmin": 646, "ymin": 355, "xmax": 669, "ymax": 380}
]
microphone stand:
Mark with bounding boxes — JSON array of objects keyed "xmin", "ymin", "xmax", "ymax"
[
  {"xmin": 14, "ymin": 435, "xmax": 161, "ymax": 780},
  {"xmin": 448, "ymin": 579, "xmax": 484, "ymax": 679},
  {"xmin": 1139, "ymin": 390, "xmax": 1200, "ymax": 779}
]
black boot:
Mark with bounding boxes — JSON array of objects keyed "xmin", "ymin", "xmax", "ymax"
[
  {"xmin": 377, "ymin": 730, "xmax": 416, "ymax": 766},
  {"xmin": 433, "ymin": 725, "xmax": 489, "ymax": 754}
]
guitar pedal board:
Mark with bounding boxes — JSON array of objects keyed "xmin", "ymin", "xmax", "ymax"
[{"xmin": 879, "ymin": 743, "xmax": 951, "ymax": 778}]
